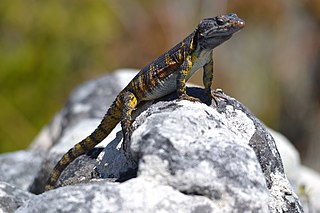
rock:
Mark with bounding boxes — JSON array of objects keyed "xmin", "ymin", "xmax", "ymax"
[
  {"xmin": 268, "ymin": 128, "xmax": 320, "ymax": 212},
  {"xmin": 128, "ymin": 96, "xmax": 303, "ymax": 212},
  {"xmin": 29, "ymin": 69, "xmax": 137, "ymax": 153},
  {"xmin": 28, "ymin": 69, "xmax": 137, "ymax": 194},
  {"xmin": 16, "ymin": 179, "xmax": 222, "ymax": 213},
  {"xmin": 29, "ymin": 119, "xmax": 112, "ymax": 194},
  {"xmin": 11, "ymin": 70, "xmax": 304, "ymax": 212},
  {"xmin": 0, "ymin": 182, "xmax": 35, "ymax": 212},
  {"xmin": 130, "ymin": 100, "xmax": 270, "ymax": 212},
  {"xmin": 268, "ymin": 128, "xmax": 301, "ymax": 184},
  {"xmin": 0, "ymin": 150, "xmax": 43, "ymax": 191}
]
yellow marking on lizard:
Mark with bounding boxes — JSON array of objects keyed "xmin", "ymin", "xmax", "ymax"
[
  {"xmin": 149, "ymin": 64, "xmax": 156, "ymax": 87},
  {"xmin": 138, "ymin": 74, "xmax": 145, "ymax": 92},
  {"xmin": 165, "ymin": 53, "xmax": 171, "ymax": 65}
]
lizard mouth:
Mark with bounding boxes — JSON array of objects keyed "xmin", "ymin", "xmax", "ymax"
[{"xmin": 203, "ymin": 29, "xmax": 239, "ymax": 38}]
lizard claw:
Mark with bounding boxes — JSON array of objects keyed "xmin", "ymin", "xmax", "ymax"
[
  {"xmin": 178, "ymin": 94, "xmax": 201, "ymax": 102},
  {"xmin": 121, "ymin": 129, "xmax": 132, "ymax": 152},
  {"xmin": 121, "ymin": 131, "xmax": 135, "ymax": 159},
  {"xmin": 209, "ymin": 88, "xmax": 228, "ymax": 106}
]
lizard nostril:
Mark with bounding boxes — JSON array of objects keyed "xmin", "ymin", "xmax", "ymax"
[{"xmin": 237, "ymin": 20, "xmax": 245, "ymax": 28}]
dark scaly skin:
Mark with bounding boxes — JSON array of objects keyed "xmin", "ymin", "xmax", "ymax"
[{"xmin": 45, "ymin": 13, "xmax": 245, "ymax": 191}]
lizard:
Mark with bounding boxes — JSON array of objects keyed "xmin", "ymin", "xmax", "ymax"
[{"xmin": 45, "ymin": 13, "xmax": 245, "ymax": 191}]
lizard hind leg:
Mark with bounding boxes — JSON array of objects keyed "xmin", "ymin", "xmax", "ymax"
[{"xmin": 120, "ymin": 91, "xmax": 138, "ymax": 152}]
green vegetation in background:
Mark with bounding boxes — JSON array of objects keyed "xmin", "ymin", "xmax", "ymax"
[{"xmin": 0, "ymin": 1, "xmax": 119, "ymax": 152}]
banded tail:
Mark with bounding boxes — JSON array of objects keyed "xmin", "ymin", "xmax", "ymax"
[{"xmin": 45, "ymin": 95, "xmax": 123, "ymax": 191}]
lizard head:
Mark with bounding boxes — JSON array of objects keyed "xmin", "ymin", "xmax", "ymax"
[{"xmin": 197, "ymin": 13, "xmax": 245, "ymax": 49}]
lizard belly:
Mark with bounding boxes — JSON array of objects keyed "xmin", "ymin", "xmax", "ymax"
[{"xmin": 142, "ymin": 73, "xmax": 178, "ymax": 100}]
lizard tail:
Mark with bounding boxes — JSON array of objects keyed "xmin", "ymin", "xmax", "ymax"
[{"xmin": 45, "ymin": 95, "xmax": 123, "ymax": 191}]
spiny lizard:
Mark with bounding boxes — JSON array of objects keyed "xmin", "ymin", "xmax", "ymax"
[{"xmin": 45, "ymin": 13, "xmax": 245, "ymax": 191}]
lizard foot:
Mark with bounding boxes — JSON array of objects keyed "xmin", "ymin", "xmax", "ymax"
[
  {"xmin": 178, "ymin": 94, "xmax": 201, "ymax": 102},
  {"xmin": 121, "ymin": 129, "xmax": 132, "ymax": 152},
  {"xmin": 210, "ymin": 88, "xmax": 228, "ymax": 106}
]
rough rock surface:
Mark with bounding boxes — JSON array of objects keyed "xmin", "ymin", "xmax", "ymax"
[
  {"xmin": 0, "ymin": 150, "xmax": 43, "ymax": 191},
  {"xmin": 16, "ymin": 180, "xmax": 222, "ymax": 213},
  {"xmin": 28, "ymin": 70, "xmax": 137, "ymax": 194},
  {"xmin": 0, "ymin": 69, "xmax": 313, "ymax": 212},
  {"xmin": 0, "ymin": 182, "xmax": 35, "ymax": 213},
  {"xmin": 130, "ymin": 100, "xmax": 270, "ymax": 212},
  {"xmin": 269, "ymin": 129, "xmax": 320, "ymax": 212}
]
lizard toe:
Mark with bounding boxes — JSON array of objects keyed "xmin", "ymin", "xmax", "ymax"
[{"xmin": 178, "ymin": 94, "xmax": 201, "ymax": 102}]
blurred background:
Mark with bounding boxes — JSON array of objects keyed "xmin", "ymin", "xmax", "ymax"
[{"xmin": 0, "ymin": 0, "xmax": 319, "ymax": 171}]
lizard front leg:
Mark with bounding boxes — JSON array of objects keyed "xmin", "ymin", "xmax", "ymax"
[
  {"xmin": 203, "ymin": 57, "xmax": 214, "ymax": 96},
  {"xmin": 177, "ymin": 55, "xmax": 200, "ymax": 102},
  {"xmin": 120, "ymin": 91, "xmax": 138, "ymax": 152},
  {"xmin": 203, "ymin": 57, "xmax": 226, "ymax": 105}
]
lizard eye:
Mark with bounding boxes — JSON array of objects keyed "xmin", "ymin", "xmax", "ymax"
[{"xmin": 216, "ymin": 18, "xmax": 225, "ymax": 26}]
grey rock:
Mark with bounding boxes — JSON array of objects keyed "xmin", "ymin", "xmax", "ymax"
[
  {"xmin": 29, "ymin": 119, "xmax": 109, "ymax": 194},
  {"xmin": 0, "ymin": 150, "xmax": 43, "ymax": 191},
  {"xmin": 130, "ymin": 100, "xmax": 269, "ymax": 212},
  {"xmin": 216, "ymin": 96, "xmax": 303, "ymax": 213},
  {"xmin": 268, "ymin": 128, "xmax": 301, "ymax": 185},
  {"xmin": 18, "ymin": 70, "xmax": 303, "ymax": 212},
  {"xmin": 16, "ymin": 180, "xmax": 221, "ymax": 213},
  {"xmin": 270, "ymin": 129, "xmax": 320, "ymax": 212},
  {"xmin": 94, "ymin": 131, "xmax": 137, "ymax": 182},
  {"xmin": 28, "ymin": 70, "xmax": 137, "ymax": 194},
  {"xmin": 0, "ymin": 182, "xmax": 35, "ymax": 212},
  {"xmin": 128, "ymin": 97, "xmax": 303, "ymax": 212}
]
